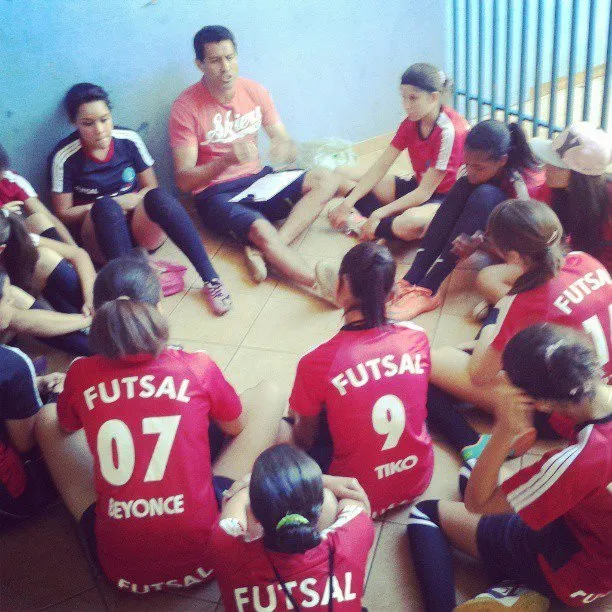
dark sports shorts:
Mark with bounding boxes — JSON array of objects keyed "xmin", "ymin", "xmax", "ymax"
[
  {"xmin": 477, "ymin": 513, "xmax": 558, "ymax": 603},
  {"xmin": 354, "ymin": 176, "xmax": 444, "ymax": 218},
  {"xmin": 193, "ymin": 166, "xmax": 306, "ymax": 242}
]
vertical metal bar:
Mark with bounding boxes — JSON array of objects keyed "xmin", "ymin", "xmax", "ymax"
[
  {"xmin": 532, "ymin": 0, "xmax": 544, "ymax": 135},
  {"xmin": 504, "ymin": 0, "xmax": 513, "ymax": 122},
  {"xmin": 602, "ymin": 0, "xmax": 612, "ymax": 130},
  {"xmin": 565, "ymin": 0, "xmax": 580, "ymax": 126},
  {"xmin": 518, "ymin": 0, "xmax": 529, "ymax": 123},
  {"xmin": 548, "ymin": 0, "xmax": 562, "ymax": 136},
  {"xmin": 477, "ymin": 0, "xmax": 485, "ymax": 120},
  {"xmin": 453, "ymin": 0, "xmax": 459, "ymax": 109},
  {"xmin": 492, "ymin": 0, "xmax": 499, "ymax": 117},
  {"xmin": 583, "ymin": 0, "xmax": 598, "ymax": 121},
  {"xmin": 465, "ymin": 0, "xmax": 472, "ymax": 119}
]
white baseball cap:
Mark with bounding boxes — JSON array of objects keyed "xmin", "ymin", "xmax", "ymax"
[{"xmin": 529, "ymin": 122, "xmax": 612, "ymax": 176}]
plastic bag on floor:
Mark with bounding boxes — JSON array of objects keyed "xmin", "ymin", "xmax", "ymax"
[{"xmin": 296, "ymin": 138, "xmax": 357, "ymax": 170}]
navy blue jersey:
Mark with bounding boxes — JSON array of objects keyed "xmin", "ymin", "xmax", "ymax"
[
  {"xmin": 0, "ymin": 345, "xmax": 42, "ymax": 424},
  {"xmin": 49, "ymin": 128, "xmax": 154, "ymax": 203}
]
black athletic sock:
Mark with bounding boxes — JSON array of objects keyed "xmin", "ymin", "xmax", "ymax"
[
  {"xmin": 407, "ymin": 500, "xmax": 457, "ymax": 611},
  {"xmin": 40, "ymin": 227, "xmax": 62, "ymax": 242},
  {"xmin": 41, "ymin": 259, "xmax": 82, "ymax": 313},
  {"xmin": 143, "ymin": 188, "xmax": 219, "ymax": 284},
  {"xmin": 374, "ymin": 216, "xmax": 395, "ymax": 240},
  {"xmin": 458, "ymin": 460, "xmax": 475, "ymax": 498},
  {"xmin": 354, "ymin": 192, "xmax": 383, "ymax": 218},
  {"xmin": 426, "ymin": 384, "xmax": 480, "ymax": 454},
  {"xmin": 90, "ymin": 196, "xmax": 133, "ymax": 261}
]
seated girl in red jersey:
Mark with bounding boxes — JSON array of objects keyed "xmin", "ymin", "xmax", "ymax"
[
  {"xmin": 49, "ymin": 83, "xmax": 231, "ymax": 316},
  {"xmin": 0, "ymin": 144, "xmax": 74, "ymax": 244},
  {"xmin": 408, "ymin": 324, "xmax": 612, "ymax": 611},
  {"xmin": 387, "ymin": 120, "xmax": 544, "ymax": 321},
  {"xmin": 329, "ymin": 63, "xmax": 469, "ymax": 242},
  {"xmin": 211, "ymin": 444, "xmax": 375, "ymax": 612},
  {"xmin": 289, "ymin": 243, "xmax": 433, "ymax": 518},
  {"xmin": 474, "ymin": 122, "xmax": 612, "ymax": 310},
  {"xmin": 35, "ymin": 253, "xmax": 285, "ymax": 594},
  {"xmin": 428, "ymin": 199, "xmax": 612, "ymax": 469}
]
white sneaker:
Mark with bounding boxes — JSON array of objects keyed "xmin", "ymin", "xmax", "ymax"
[
  {"xmin": 454, "ymin": 582, "xmax": 550, "ymax": 611},
  {"xmin": 314, "ymin": 261, "xmax": 340, "ymax": 307},
  {"xmin": 244, "ymin": 246, "xmax": 267, "ymax": 283}
]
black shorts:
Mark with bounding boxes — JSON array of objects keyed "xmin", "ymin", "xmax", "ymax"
[
  {"xmin": 477, "ymin": 513, "xmax": 558, "ymax": 602},
  {"xmin": 194, "ymin": 167, "xmax": 306, "ymax": 242},
  {"xmin": 354, "ymin": 176, "xmax": 444, "ymax": 218}
]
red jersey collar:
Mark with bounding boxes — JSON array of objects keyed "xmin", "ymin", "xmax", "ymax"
[{"xmin": 82, "ymin": 138, "xmax": 115, "ymax": 164}]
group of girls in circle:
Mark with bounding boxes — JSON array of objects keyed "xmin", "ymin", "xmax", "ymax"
[{"xmin": 0, "ymin": 58, "xmax": 610, "ymax": 612}]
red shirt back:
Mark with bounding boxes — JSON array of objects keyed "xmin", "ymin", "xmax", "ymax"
[
  {"xmin": 390, "ymin": 106, "xmax": 469, "ymax": 194},
  {"xmin": 502, "ymin": 417, "xmax": 612, "ymax": 607},
  {"xmin": 57, "ymin": 348, "xmax": 242, "ymax": 592},
  {"xmin": 211, "ymin": 506, "xmax": 375, "ymax": 611},
  {"xmin": 491, "ymin": 252, "xmax": 612, "ymax": 437},
  {"xmin": 290, "ymin": 323, "xmax": 433, "ymax": 517}
]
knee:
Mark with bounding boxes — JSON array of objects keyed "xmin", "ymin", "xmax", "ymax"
[
  {"xmin": 248, "ymin": 219, "xmax": 277, "ymax": 250},
  {"xmin": 407, "ymin": 499, "xmax": 442, "ymax": 532},
  {"xmin": 90, "ymin": 196, "xmax": 123, "ymax": 224},
  {"xmin": 466, "ymin": 184, "xmax": 506, "ymax": 212},
  {"xmin": 393, "ymin": 212, "xmax": 426, "ymax": 240},
  {"xmin": 306, "ymin": 168, "xmax": 340, "ymax": 197}
]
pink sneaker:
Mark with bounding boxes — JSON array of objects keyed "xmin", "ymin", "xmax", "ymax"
[
  {"xmin": 150, "ymin": 258, "xmax": 188, "ymax": 273},
  {"xmin": 387, "ymin": 284, "xmax": 442, "ymax": 321},
  {"xmin": 202, "ymin": 278, "xmax": 232, "ymax": 316}
]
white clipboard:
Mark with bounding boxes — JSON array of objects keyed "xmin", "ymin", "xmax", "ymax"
[{"xmin": 228, "ymin": 170, "xmax": 305, "ymax": 203}]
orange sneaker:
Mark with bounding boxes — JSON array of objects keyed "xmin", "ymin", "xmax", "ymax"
[{"xmin": 388, "ymin": 284, "xmax": 442, "ymax": 321}]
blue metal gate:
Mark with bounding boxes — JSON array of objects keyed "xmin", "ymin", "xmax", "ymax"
[{"xmin": 451, "ymin": 0, "xmax": 612, "ymax": 134}]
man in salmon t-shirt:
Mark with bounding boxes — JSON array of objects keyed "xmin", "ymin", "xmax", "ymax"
[{"xmin": 169, "ymin": 26, "xmax": 339, "ymax": 303}]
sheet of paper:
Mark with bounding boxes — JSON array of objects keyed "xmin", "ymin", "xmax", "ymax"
[{"xmin": 228, "ymin": 170, "xmax": 305, "ymax": 202}]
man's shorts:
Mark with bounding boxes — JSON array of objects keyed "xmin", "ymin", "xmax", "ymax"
[
  {"xmin": 193, "ymin": 167, "xmax": 306, "ymax": 242},
  {"xmin": 354, "ymin": 176, "xmax": 444, "ymax": 218},
  {"xmin": 477, "ymin": 513, "xmax": 558, "ymax": 603}
]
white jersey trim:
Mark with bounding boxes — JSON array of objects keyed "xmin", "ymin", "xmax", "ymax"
[
  {"xmin": 434, "ymin": 111, "xmax": 456, "ymax": 172},
  {"xmin": 2, "ymin": 170, "xmax": 37, "ymax": 198},
  {"xmin": 506, "ymin": 425, "xmax": 592, "ymax": 512},
  {"xmin": 51, "ymin": 139, "xmax": 82, "ymax": 193},
  {"xmin": 321, "ymin": 505, "xmax": 364, "ymax": 539},
  {"xmin": 394, "ymin": 320, "xmax": 426, "ymax": 334},
  {"xmin": 3, "ymin": 345, "xmax": 43, "ymax": 408},
  {"xmin": 112, "ymin": 129, "xmax": 154, "ymax": 167}
]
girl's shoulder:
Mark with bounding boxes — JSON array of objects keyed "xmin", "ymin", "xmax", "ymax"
[{"xmin": 49, "ymin": 130, "xmax": 81, "ymax": 160}]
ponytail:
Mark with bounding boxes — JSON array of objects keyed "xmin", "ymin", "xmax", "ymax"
[
  {"xmin": 0, "ymin": 211, "xmax": 40, "ymax": 295},
  {"xmin": 338, "ymin": 243, "xmax": 395, "ymax": 328},
  {"xmin": 486, "ymin": 199, "xmax": 564, "ymax": 294},
  {"xmin": 250, "ymin": 445, "xmax": 324, "ymax": 555},
  {"xmin": 90, "ymin": 251, "xmax": 168, "ymax": 359},
  {"xmin": 506, "ymin": 123, "xmax": 539, "ymax": 172},
  {"xmin": 563, "ymin": 172, "xmax": 608, "ymax": 258},
  {"xmin": 0, "ymin": 144, "xmax": 9, "ymax": 173}
]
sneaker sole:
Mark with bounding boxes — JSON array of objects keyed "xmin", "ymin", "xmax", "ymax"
[{"xmin": 454, "ymin": 592, "xmax": 550, "ymax": 611}]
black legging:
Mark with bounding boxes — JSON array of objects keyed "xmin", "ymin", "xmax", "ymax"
[
  {"xmin": 42, "ymin": 259, "xmax": 82, "ymax": 314},
  {"xmin": 90, "ymin": 188, "xmax": 219, "ymax": 283},
  {"xmin": 403, "ymin": 177, "xmax": 506, "ymax": 294}
]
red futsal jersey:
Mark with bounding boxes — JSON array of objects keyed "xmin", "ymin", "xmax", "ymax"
[
  {"xmin": 501, "ymin": 417, "xmax": 612, "ymax": 607},
  {"xmin": 57, "ymin": 348, "xmax": 242, "ymax": 593},
  {"xmin": 290, "ymin": 322, "xmax": 433, "ymax": 517},
  {"xmin": 491, "ymin": 252, "xmax": 612, "ymax": 437},
  {"xmin": 391, "ymin": 105, "xmax": 469, "ymax": 194},
  {"xmin": 211, "ymin": 506, "xmax": 375, "ymax": 611},
  {"xmin": 0, "ymin": 170, "xmax": 37, "ymax": 206}
]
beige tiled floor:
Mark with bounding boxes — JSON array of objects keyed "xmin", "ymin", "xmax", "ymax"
[{"xmin": 3, "ymin": 146, "xmax": 607, "ymax": 611}]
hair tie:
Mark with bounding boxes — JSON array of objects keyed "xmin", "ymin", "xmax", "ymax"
[
  {"xmin": 115, "ymin": 295, "xmax": 131, "ymax": 301},
  {"xmin": 546, "ymin": 229, "xmax": 559, "ymax": 246},
  {"xmin": 1, "ymin": 208, "xmax": 9, "ymax": 218},
  {"xmin": 276, "ymin": 513, "xmax": 309, "ymax": 531},
  {"xmin": 544, "ymin": 339, "xmax": 564, "ymax": 363}
]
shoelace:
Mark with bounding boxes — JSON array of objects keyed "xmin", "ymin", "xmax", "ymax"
[{"xmin": 205, "ymin": 280, "xmax": 227, "ymax": 299}]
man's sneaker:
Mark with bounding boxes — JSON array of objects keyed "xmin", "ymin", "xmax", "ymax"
[
  {"xmin": 472, "ymin": 300, "xmax": 491, "ymax": 322},
  {"xmin": 314, "ymin": 261, "xmax": 340, "ymax": 307},
  {"xmin": 244, "ymin": 246, "xmax": 267, "ymax": 283},
  {"xmin": 202, "ymin": 278, "xmax": 232, "ymax": 316},
  {"xmin": 388, "ymin": 284, "xmax": 442, "ymax": 320},
  {"xmin": 454, "ymin": 581, "xmax": 550, "ymax": 611}
]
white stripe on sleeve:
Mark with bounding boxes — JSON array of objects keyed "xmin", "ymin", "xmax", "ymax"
[
  {"xmin": 434, "ymin": 112, "xmax": 456, "ymax": 172},
  {"xmin": 4, "ymin": 170, "xmax": 37, "ymax": 198},
  {"xmin": 51, "ymin": 140, "xmax": 82, "ymax": 193},
  {"xmin": 112, "ymin": 129, "xmax": 154, "ymax": 167}
]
